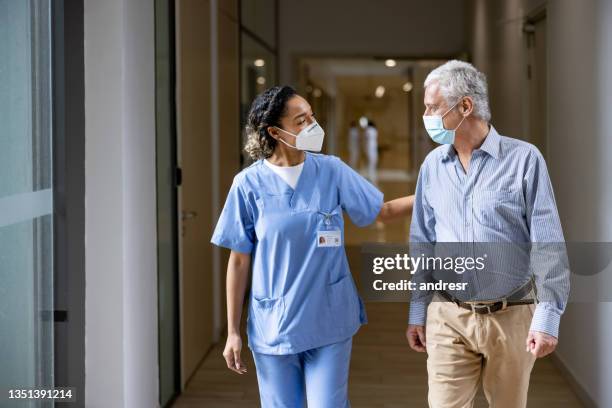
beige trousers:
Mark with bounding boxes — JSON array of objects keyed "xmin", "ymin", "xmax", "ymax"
[{"xmin": 426, "ymin": 297, "xmax": 536, "ymax": 408}]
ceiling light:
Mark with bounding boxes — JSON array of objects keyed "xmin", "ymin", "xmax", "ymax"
[
  {"xmin": 375, "ymin": 85, "xmax": 385, "ymax": 98},
  {"xmin": 313, "ymin": 88, "xmax": 322, "ymax": 98},
  {"xmin": 385, "ymin": 59, "xmax": 397, "ymax": 67},
  {"xmin": 254, "ymin": 59, "xmax": 265, "ymax": 67},
  {"xmin": 256, "ymin": 76, "xmax": 266, "ymax": 85},
  {"xmin": 402, "ymin": 82, "xmax": 413, "ymax": 92}
]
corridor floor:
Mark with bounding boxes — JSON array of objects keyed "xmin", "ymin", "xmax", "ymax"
[{"xmin": 172, "ymin": 301, "xmax": 583, "ymax": 407}]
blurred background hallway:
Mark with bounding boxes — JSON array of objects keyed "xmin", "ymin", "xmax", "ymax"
[{"xmin": 2, "ymin": 0, "xmax": 611, "ymax": 406}]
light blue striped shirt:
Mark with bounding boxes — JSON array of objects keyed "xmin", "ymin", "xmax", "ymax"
[{"xmin": 408, "ymin": 126, "xmax": 570, "ymax": 338}]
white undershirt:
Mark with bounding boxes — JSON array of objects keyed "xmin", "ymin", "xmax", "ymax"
[{"xmin": 263, "ymin": 159, "xmax": 304, "ymax": 189}]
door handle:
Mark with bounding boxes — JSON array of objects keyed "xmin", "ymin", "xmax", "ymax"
[{"xmin": 181, "ymin": 211, "xmax": 198, "ymax": 221}]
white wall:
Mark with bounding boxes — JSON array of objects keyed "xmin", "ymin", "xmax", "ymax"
[
  {"xmin": 549, "ymin": 0, "xmax": 612, "ymax": 406},
  {"xmin": 278, "ymin": 0, "xmax": 467, "ymax": 84},
  {"xmin": 84, "ymin": 0, "xmax": 159, "ymax": 406},
  {"xmin": 467, "ymin": 0, "xmax": 612, "ymax": 406}
]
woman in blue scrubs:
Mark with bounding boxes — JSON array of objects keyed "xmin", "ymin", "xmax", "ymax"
[{"xmin": 211, "ymin": 85, "xmax": 413, "ymax": 407}]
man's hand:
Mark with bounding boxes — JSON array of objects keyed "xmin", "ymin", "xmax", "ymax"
[
  {"xmin": 526, "ymin": 330, "xmax": 558, "ymax": 358},
  {"xmin": 406, "ymin": 324, "xmax": 427, "ymax": 352},
  {"xmin": 223, "ymin": 333, "xmax": 247, "ymax": 374}
]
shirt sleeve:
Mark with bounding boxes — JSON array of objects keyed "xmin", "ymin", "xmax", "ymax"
[
  {"xmin": 523, "ymin": 148, "xmax": 570, "ymax": 338},
  {"xmin": 210, "ymin": 174, "xmax": 256, "ymax": 254},
  {"xmin": 333, "ymin": 156, "xmax": 384, "ymax": 227},
  {"xmin": 408, "ymin": 163, "xmax": 437, "ymax": 326}
]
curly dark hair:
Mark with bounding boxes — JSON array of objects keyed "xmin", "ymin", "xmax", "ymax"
[{"xmin": 244, "ymin": 85, "xmax": 297, "ymax": 160}]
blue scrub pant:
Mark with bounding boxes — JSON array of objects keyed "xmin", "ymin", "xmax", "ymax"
[{"xmin": 252, "ymin": 336, "xmax": 353, "ymax": 408}]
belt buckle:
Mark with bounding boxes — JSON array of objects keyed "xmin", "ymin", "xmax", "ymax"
[{"xmin": 470, "ymin": 303, "xmax": 492, "ymax": 314}]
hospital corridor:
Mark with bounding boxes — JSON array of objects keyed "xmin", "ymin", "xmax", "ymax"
[{"xmin": 1, "ymin": 0, "xmax": 611, "ymax": 407}]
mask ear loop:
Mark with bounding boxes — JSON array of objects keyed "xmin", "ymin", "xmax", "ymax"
[
  {"xmin": 272, "ymin": 127, "xmax": 299, "ymax": 150},
  {"xmin": 278, "ymin": 137, "xmax": 299, "ymax": 150},
  {"xmin": 453, "ymin": 114, "xmax": 467, "ymax": 131},
  {"xmin": 442, "ymin": 98, "xmax": 468, "ymax": 131}
]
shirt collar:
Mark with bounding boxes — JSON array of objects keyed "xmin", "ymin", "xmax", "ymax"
[
  {"xmin": 441, "ymin": 125, "xmax": 500, "ymax": 161},
  {"xmin": 478, "ymin": 125, "xmax": 501, "ymax": 159}
]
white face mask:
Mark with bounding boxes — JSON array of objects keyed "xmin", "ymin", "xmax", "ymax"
[{"xmin": 276, "ymin": 120, "xmax": 325, "ymax": 152}]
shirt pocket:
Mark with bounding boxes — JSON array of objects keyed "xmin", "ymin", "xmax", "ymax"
[
  {"xmin": 473, "ymin": 189, "xmax": 525, "ymax": 229},
  {"xmin": 250, "ymin": 295, "xmax": 286, "ymax": 346}
]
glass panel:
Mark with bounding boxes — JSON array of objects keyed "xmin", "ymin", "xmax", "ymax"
[
  {"xmin": 240, "ymin": 0, "xmax": 276, "ymax": 48},
  {"xmin": 0, "ymin": 0, "xmax": 54, "ymax": 405},
  {"xmin": 240, "ymin": 33, "xmax": 277, "ymax": 163}
]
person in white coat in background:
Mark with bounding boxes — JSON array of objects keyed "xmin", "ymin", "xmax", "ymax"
[
  {"xmin": 348, "ymin": 120, "xmax": 361, "ymax": 169},
  {"xmin": 365, "ymin": 120, "xmax": 379, "ymax": 184}
]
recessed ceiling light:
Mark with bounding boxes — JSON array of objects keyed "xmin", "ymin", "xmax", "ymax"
[
  {"xmin": 375, "ymin": 85, "xmax": 385, "ymax": 98},
  {"xmin": 254, "ymin": 59, "xmax": 265, "ymax": 67},
  {"xmin": 402, "ymin": 82, "xmax": 413, "ymax": 92},
  {"xmin": 256, "ymin": 76, "xmax": 266, "ymax": 85},
  {"xmin": 385, "ymin": 59, "xmax": 397, "ymax": 67},
  {"xmin": 313, "ymin": 88, "xmax": 322, "ymax": 98}
]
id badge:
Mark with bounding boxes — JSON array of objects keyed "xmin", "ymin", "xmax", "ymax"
[{"xmin": 317, "ymin": 230, "xmax": 341, "ymax": 247}]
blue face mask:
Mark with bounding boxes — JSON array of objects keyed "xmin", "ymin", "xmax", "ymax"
[{"xmin": 422, "ymin": 100, "xmax": 466, "ymax": 144}]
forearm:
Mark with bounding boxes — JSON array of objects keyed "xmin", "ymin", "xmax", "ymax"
[
  {"xmin": 226, "ymin": 251, "xmax": 250, "ymax": 335},
  {"xmin": 377, "ymin": 195, "xmax": 415, "ymax": 223}
]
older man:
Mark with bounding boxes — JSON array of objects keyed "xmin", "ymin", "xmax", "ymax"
[{"xmin": 406, "ymin": 60, "xmax": 570, "ymax": 407}]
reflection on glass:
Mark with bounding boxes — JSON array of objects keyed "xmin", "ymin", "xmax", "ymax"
[{"xmin": 0, "ymin": 0, "xmax": 54, "ymax": 399}]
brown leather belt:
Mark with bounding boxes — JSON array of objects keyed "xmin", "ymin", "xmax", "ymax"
[{"xmin": 438, "ymin": 279, "xmax": 535, "ymax": 314}]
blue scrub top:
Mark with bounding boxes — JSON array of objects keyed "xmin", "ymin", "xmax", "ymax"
[{"xmin": 211, "ymin": 152, "xmax": 383, "ymax": 355}]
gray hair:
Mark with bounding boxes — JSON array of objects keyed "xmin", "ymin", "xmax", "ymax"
[{"xmin": 424, "ymin": 60, "xmax": 491, "ymax": 122}]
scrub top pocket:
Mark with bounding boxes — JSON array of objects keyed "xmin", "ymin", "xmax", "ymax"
[
  {"xmin": 251, "ymin": 296, "xmax": 286, "ymax": 346},
  {"xmin": 326, "ymin": 274, "xmax": 359, "ymax": 329},
  {"xmin": 254, "ymin": 193, "xmax": 311, "ymax": 241}
]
